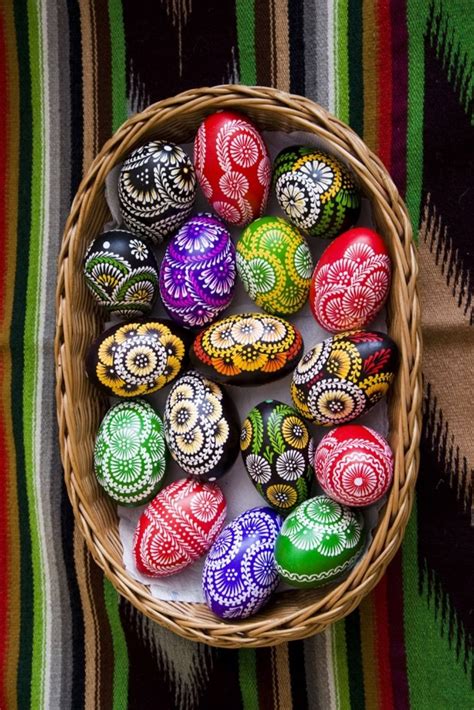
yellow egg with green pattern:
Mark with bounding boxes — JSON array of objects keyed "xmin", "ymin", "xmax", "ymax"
[{"xmin": 236, "ymin": 217, "xmax": 313, "ymax": 315}]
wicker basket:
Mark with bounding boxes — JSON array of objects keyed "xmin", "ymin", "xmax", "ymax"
[{"xmin": 55, "ymin": 85, "xmax": 421, "ymax": 648}]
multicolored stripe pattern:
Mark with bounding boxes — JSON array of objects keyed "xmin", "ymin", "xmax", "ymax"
[{"xmin": 1, "ymin": 1, "xmax": 472, "ymax": 708}]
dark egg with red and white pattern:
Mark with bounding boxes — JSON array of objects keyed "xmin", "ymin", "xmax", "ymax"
[
  {"xmin": 194, "ymin": 111, "xmax": 271, "ymax": 227},
  {"xmin": 315, "ymin": 424, "xmax": 394, "ymax": 506},
  {"xmin": 310, "ymin": 228, "xmax": 392, "ymax": 332},
  {"xmin": 291, "ymin": 330, "xmax": 399, "ymax": 425},
  {"xmin": 133, "ymin": 478, "xmax": 227, "ymax": 577}
]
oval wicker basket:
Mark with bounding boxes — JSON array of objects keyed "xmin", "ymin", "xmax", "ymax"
[{"xmin": 55, "ymin": 85, "xmax": 421, "ymax": 648}]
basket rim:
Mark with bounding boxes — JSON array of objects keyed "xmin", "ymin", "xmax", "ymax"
[{"xmin": 55, "ymin": 84, "xmax": 422, "ymax": 648}]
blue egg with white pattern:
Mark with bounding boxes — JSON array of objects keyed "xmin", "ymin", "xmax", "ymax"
[{"xmin": 202, "ymin": 506, "xmax": 283, "ymax": 620}]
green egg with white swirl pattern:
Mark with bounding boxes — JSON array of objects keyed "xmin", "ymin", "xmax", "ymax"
[
  {"xmin": 236, "ymin": 217, "xmax": 313, "ymax": 315},
  {"xmin": 94, "ymin": 399, "xmax": 168, "ymax": 506},
  {"xmin": 274, "ymin": 495, "xmax": 366, "ymax": 588},
  {"xmin": 240, "ymin": 400, "xmax": 314, "ymax": 515}
]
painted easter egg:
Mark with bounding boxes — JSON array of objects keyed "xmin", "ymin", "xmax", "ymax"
[
  {"xmin": 133, "ymin": 478, "xmax": 226, "ymax": 577},
  {"xmin": 310, "ymin": 228, "xmax": 392, "ymax": 332},
  {"xmin": 194, "ymin": 111, "xmax": 270, "ymax": 227},
  {"xmin": 291, "ymin": 330, "xmax": 398, "ymax": 425},
  {"xmin": 164, "ymin": 371, "xmax": 240, "ymax": 481},
  {"xmin": 274, "ymin": 495, "xmax": 366, "ymax": 588},
  {"xmin": 273, "ymin": 146, "xmax": 361, "ymax": 239},
  {"xmin": 83, "ymin": 230, "xmax": 159, "ymax": 317},
  {"xmin": 191, "ymin": 312, "xmax": 304, "ymax": 386},
  {"xmin": 315, "ymin": 424, "xmax": 394, "ymax": 506},
  {"xmin": 202, "ymin": 507, "xmax": 283, "ymax": 619},
  {"xmin": 86, "ymin": 319, "xmax": 190, "ymax": 397},
  {"xmin": 236, "ymin": 216, "xmax": 313, "ymax": 315},
  {"xmin": 94, "ymin": 400, "xmax": 168, "ymax": 506},
  {"xmin": 159, "ymin": 213, "xmax": 236, "ymax": 328},
  {"xmin": 118, "ymin": 140, "xmax": 196, "ymax": 243},
  {"xmin": 240, "ymin": 401, "xmax": 314, "ymax": 515}
]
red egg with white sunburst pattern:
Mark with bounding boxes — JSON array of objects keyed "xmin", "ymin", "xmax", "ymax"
[
  {"xmin": 315, "ymin": 424, "xmax": 393, "ymax": 507},
  {"xmin": 194, "ymin": 111, "xmax": 271, "ymax": 227},
  {"xmin": 133, "ymin": 478, "xmax": 227, "ymax": 577},
  {"xmin": 310, "ymin": 228, "xmax": 391, "ymax": 332}
]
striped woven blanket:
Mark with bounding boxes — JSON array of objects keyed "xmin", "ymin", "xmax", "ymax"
[{"xmin": 0, "ymin": 1, "xmax": 472, "ymax": 708}]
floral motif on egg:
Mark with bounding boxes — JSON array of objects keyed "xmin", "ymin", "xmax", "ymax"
[
  {"xmin": 291, "ymin": 331, "xmax": 398, "ymax": 425},
  {"xmin": 315, "ymin": 426, "xmax": 394, "ymax": 506},
  {"xmin": 273, "ymin": 147, "xmax": 360, "ymax": 239},
  {"xmin": 83, "ymin": 230, "xmax": 159, "ymax": 317},
  {"xmin": 164, "ymin": 372, "xmax": 238, "ymax": 479},
  {"xmin": 191, "ymin": 313, "xmax": 303, "ymax": 385},
  {"xmin": 159, "ymin": 214, "xmax": 236, "ymax": 328},
  {"xmin": 275, "ymin": 495, "xmax": 365, "ymax": 586},
  {"xmin": 241, "ymin": 402, "xmax": 314, "ymax": 514},
  {"xmin": 87, "ymin": 320, "xmax": 187, "ymax": 397},
  {"xmin": 134, "ymin": 479, "xmax": 227, "ymax": 577},
  {"xmin": 94, "ymin": 400, "xmax": 167, "ymax": 506},
  {"xmin": 311, "ymin": 230, "xmax": 392, "ymax": 331},
  {"xmin": 194, "ymin": 112, "xmax": 270, "ymax": 227},
  {"xmin": 118, "ymin": 140, "xmax": 196, "ymax": 243},
  {"xmin": 236, "ymin": 217, "xmax": 313, "ymax": 315},
  {"xmin": 202, "ymin": 507, "xmax": 283, "ymax": 619}
]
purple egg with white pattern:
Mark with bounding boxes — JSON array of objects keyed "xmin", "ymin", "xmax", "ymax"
[
  {"xmin": 202, "ymin": 507, "xmax": 283, "ymax": 620},
  {"xmin": 159, "ymin": 214, "xmax": 237, "ymax": 329}
]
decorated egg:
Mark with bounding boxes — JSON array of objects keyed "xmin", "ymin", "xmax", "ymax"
[
  {"xmin": 291, "ymin": 330, "xmax": 398, "ymax": 425},
  {"xmin": 194, "ymin": 111, "xmax": 270, "ymax": 227},
  {"xmin": 236, "ymin": 216, "xmax": 313, "ymax": 315},
  {"xmin": 164, "ymin": 371, "xmax": 240, "ymax": 481},
  {"xmin": 274, "ymin": 495, "xmax": 366, "ymax": 588},
  {"xmin": 240, "ymin": 401, "xmax": 314, "ymax": 514},
  {"xmin": 86, "ymin": 319, "xmax": 190, "ymax": 397},
  {"xmin": 273, "ymin": 146, "xmax": 361, "ymax": 239},
  {"xmin": 310, "ymin": 228, "xmax": 391, "ymax": 332},
  {"xmin": 118, "ymin": 140, "xmax": 196, "ymax": 243},
  {"xmin": 83, "ymin": 230, "xmax": 159, "ymax": 317},
  {"xmin": 133, "ymin": 478, "xmax": 226, "ymax": 577},
  {"xmin": 315, "ymin": 424, "xmax": 393, "ymax": 506},
  {"xmin": 191, "ymin": 312, "xmax": 304, "ymax": 386},
  {"xmin": 159, "ymin": 213, "xmax": 236, "ymax": 328},
  {"xmin": 202, "ymin": 507, "xmax": 283, "ymax": 619},
  {"xmin": 94, "ymin": 399, "xmax": 168, "ymax": 506}
]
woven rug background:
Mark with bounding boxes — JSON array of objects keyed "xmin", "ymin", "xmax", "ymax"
[{"xmin": 1, "ymin": 1, "xmax": 472, "ymax": 708}]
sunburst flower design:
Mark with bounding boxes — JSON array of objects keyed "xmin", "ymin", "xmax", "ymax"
[
  {"xmin": 266, "ymin": 484, "xmax": 298, "ymax": 510},
  {"xmin": 281, "ymin": 416, "xmax": 309, "ymax": 449}
]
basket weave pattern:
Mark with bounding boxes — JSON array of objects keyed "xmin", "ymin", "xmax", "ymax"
[{"xmin": 55, "ymin": 85, "xmax": 422, "ymax": 647}]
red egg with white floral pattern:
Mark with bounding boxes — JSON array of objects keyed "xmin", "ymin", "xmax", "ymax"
[
  {"xmin": 133, "ymin": 478, "xmax": 227, "ymax": 577},
  {"xmin": 315, "ymin": 424, "xmax": 393, "ymax": 506},
  {"xmin": 310, "ymin": 228, "xmax": 391, "ymax": 332},
  {"xmin": 194, "ymin": 111, "xmax": 271, "ymax": 227}
]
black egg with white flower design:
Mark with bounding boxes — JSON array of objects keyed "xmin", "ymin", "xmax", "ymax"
[
  {"xmin": 83, "ymin": 229, "xmax": 159, "ymax": 317},
  {"xmin": 240, "ymin": 400, "xmax": 314, "ymax": 515},
  {"xmin": 164, "ymin": 371, "xmax": 240, "ymax": 481},
  {"xmin": 273, "ymin": 146, "xmax": 361, "ymax": 239},
  {"xmin": 118, "ymin": 140, "xmax": 197, "ymax": 244}
]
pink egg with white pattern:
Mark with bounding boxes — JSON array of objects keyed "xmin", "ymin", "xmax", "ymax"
[
  {"xmin": 310, "ymin": 228, "xmax": 391, "ymax": 332},
  {"xmin": 133, "ymin": 478, "xmax": 227, "ymax": 577},
  {"xmin": 314, "ymin": 424, "xmax": 394, "ymax": 507}
]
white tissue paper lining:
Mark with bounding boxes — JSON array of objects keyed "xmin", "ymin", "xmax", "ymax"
[{"xmin": 101, "ymin": 130, "xmax": 389, "ymax": 603}]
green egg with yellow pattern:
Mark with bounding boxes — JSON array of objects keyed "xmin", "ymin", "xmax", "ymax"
[
  {"xmin": 236, "ymin": 216, "xmax": 313, "ymax": 315},
  {"xmin": 94, "ymin": 399, "xmax": 168, "ymax": 506},
  {"xmin": 274, "ymin": 495, "xmax": 366, "ymax": 588}
]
